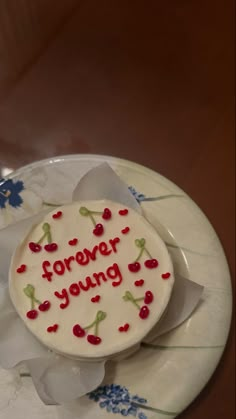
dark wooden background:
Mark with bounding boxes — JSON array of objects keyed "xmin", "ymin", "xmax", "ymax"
[{"xmin": 0, "ymin": 1, "xmax": 234, "ymax": 417}]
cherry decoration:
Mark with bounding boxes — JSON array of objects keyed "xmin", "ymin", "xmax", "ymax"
[
  {"xmin": 128, "ymin": 262, "xmax": 141, "ymax": 273},
  {"xmin": 26, "ymin": 309, "xmax": 38, "ymax": 320},
  {"xmin": 93, "ymin": 223, "xmax": 104, "ymax": 236},
  {"xmin": 29, "ymin": 242, "xmax": 42, "ymax": 253},
  {"xmin": 38, "ymin": 300, "xmax": 51, "ymax": 311},
  {"xmin": 144, "ymin": 259, "xmax": 158, "ymax": 269},
  {"xmin": 102, "ymin": 208, "xmax": 112, "ymax": 220},
  {"xmin": 139, "ymin": 305, "xmax": 150, "ymax": 319}
]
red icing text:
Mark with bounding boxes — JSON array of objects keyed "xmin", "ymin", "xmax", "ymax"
[
  {"xmin": 41, "ymin": 237, "xmax": 120, "ymax": 281},
  {"xmin": 54, "ymin": 262, "xmax": 123, "ymax": 309}
]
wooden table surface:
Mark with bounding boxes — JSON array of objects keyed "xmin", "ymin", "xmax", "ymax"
[{"xmin": 0, "ymin": 1, "xmax": 234, "ymax": 418}]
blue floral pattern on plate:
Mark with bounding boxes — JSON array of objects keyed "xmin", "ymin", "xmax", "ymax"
[
  {"xmin": 88, "ymin": 384, "xmax": 148, "ymax": 418},
  {"xmin": 0, "ymin": 179, "xmax": 25, "ymax": 209}
]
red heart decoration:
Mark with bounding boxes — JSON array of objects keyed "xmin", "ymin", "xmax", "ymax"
[
  {"xmin": 121, "ymin": 227, "xmax": 130, "ymax": 234},
  {"xmin": 134, "ymin": 279, "xmax": 144, "ymax": 287},
  {"xmin": 162, "ymin": 272, "xmax": 171, "ymax": 279},
  {"xmin": 68, "ymin": 238, "xmax": 78, "ymax": 246},
  {"xmin": 91, "ymin": 295, "xmax": 101, "ymax": 303},
  {"xmin": 52, "ymin": 211, "xmax": 62, "ymax": 219},
  {"xmin": 118, "ymin": 323, "xmax": 130, "ymax": 332},
  {"xmin": 17, "ymin": 264, "xmax": 26, "ymax": 273},
  {"xmin": 119, "ymin": 209, "xmax": 129, "ymax": 216},
  {"xmin": 123, "ymin": 323, "xmax": 130, "ymax": 331},
  {"xmin": 47, "ymin": 324, "xmax": 58, "ymax": 332}
]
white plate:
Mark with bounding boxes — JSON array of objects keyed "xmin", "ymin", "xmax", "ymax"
[{"xmin": 0, "ymin": 154, "xmax": 232, "ymax": 419}]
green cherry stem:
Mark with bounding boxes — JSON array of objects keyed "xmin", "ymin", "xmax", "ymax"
[
  {"xmin": 134, "ymin": 238, "xmax": 153, "ymax": 261},
  {"xmin": 94, "ymin": 321, "xmax": 99, "ymax": 337},
  {"xmin": 144, "ymin": 247, "xmax": 153, "ymax": 258},
  {"xmin": 23, "ymin": 284, "xmax": 41, "ymax": 309},
  {"xmin": 84, "ymin": 311, "xmax": 106, "ymax": 336},
  {"xmin": 37, "ymin": 233, "xmax": 47, "ymax": 244},
  {"xmin": 37, "ymin": 223, "xmax": 52, "ymax": 244},
  {"xmin": 123, "ymin": 291, "xmax": 143, "ymax": 309},
  {"xmin": 84, "ymin": 320, "xmax": 97, "ymax": 330},
  {"xmin": 134, "ymin": 248, "xmax": 145, "ymax": 262},
  {"xmin": 88, "ymin": 213, "xmax": 97, "ymax": 227},
  {"xmin": 79, "ymin": 206, "xmax": 103, "ymax": 227}
]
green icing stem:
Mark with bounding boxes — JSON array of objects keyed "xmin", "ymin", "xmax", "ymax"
[
  {"xmin": 83, "ymin": 311, "xmax": 106, "ymax": 336},
  {"xmin": 23, "ymin": 284, "xmax": 41, "ymax": 309},
  {"xmin": 134, "ymin": 238, "xmax": 153, "ymax": 262},
  {"xmin": 37, "ymin": 223, "xmax": 52, "ymax": 244},
  {"xmin": 37, "ymin": 232, "xmax": 47, "ymax": 244},
  {"xmin": 144, "ymin": 247, "xmax": 153, "ymax": 258},
  {"xmin": 84, "ymin": 320, "xmax": 97, "ymax": 330},
  {"xmin": 134, "ymin": 247, "xmax": 144, "ymax": 262},
  {"xmin": 79, "ymin": 206, "xmax": 103, "ymax": 227},
  {"xmin": 88, "ymin": 213, "xmax": 97, "ymax": 227},
  {"xmin": 94, "ymin": 321, "xmax": 99, "ymax": 337},
  {"xmin": 123, "ymin": 291, "xmax": 144, "ymax": 309}
]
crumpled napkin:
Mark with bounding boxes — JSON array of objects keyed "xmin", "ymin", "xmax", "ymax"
[{"xmin": 0, "ymin": 163, "xmax": 203, "ymax": 405}]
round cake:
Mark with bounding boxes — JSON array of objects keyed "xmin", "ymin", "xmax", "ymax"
[{"xmin": 9, "ymin": 200, "xmax": 174, "ymax": 360}]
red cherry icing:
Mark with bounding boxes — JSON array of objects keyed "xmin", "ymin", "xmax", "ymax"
[
  {"xmin": 128, "ymin": 262, "xmax": 141, "ymax": 272},
  {"xmin": 162, "ymin": 272, "xmax": 171, "ymax": 279},
  {"xmin": 144, "ymin": 259, "xmax": 158, "ymax": 269},
  {"xmin": 52, "ymin": 211, "xmax": 62, "ymax": 219},
  {"xmin": 134, "ymin": 279, "xmax": 144, "ymax": 287},
  {"xmin": 87, "ymin": 334, "xmax": 101, "ymax": 345},
  {"xmin": 47, "ymin": 324, "xmax": 58, "ymax": 332},
  {"xmin": 16, "ymin": 264, "xmax": 26, "ymax": 273},
  {"xmin": 29, "ymin": 242, "xmax": 42, "ymax": 253},
  {"xmin": 44, "ymin": 243, "xmax": 58, "ymax": 252},
  {"xmin": 73, "ymin": 324, "xmax": 86, "ymax": 337},
  {"xmin": 38, "ymin": 300, "xmax": 51, "ymax": 311},
  {"xmin": 139, "ymin": 305, "xmax": 150, "ymax": 319},
  {"xmin": 102, "ymin": 208, "xmax": 112, "ymax": 220},
  {"xmin": 121, "ymin": 227, "xmax": 130, "ymax": 234},
  {"xmin": 144, "ymin": 291, "xmax": 154, "ymax": 304},
  {"xmin": 68, "ymin": 238, "xmax": 78, "ymax": 246},
  {"xmin": 119, "ymin": 209, "xmax": 129, "ymax": 216},
  {"xmin": 26, "ymin": 309, "xmax": 38, "ymax": 319},
  {"xmin": 91, "ymin": 295, "xmax": 101, "ymax": 303},
  {"xmin": 93, "ymin": 223, "xmax": 104, "ymax": 236}
]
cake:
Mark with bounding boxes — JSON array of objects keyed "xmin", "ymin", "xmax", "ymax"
[{"xmin": 9, "ymin": 200, "xmax": 174, "ymax": 361}]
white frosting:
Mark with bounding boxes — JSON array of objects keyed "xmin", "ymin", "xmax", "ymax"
[{"xmin": 9, "ymin": 200, "xmax": 174, "ymax": 360}]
